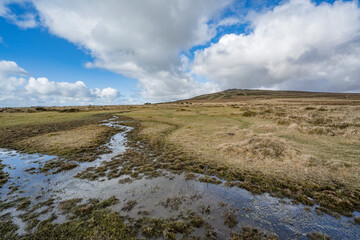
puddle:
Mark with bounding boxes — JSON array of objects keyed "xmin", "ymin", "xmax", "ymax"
[{"xmin": 0, "ymin": 117, "xmax": 359, "ymax": 239}]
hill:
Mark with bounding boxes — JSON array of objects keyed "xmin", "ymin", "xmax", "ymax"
[{"xmin": 177, "ymin": 89, "xmax": 360, "ymax": 103}]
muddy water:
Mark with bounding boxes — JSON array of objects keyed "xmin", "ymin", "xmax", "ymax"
[{"xmin": 0, "ymin": 117, "xmax": 359, "ymax": 239}]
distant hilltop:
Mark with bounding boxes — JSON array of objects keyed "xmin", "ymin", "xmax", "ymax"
[{"xmin": 173, "ymin": 89, "xmax": 360, "ymax": 103}]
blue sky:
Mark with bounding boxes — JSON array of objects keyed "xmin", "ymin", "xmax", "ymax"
[
  {"xmin": 0, "ymin": 16, "xmax": 138, "ymax": 102},
  {"xmin": 0, "ymin": 0, "xmax": 359, "ymax": 106}
]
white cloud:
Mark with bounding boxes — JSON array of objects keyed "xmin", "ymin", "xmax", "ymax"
[
  {"xmin": 91, "ymin": 87, "xmax": 119, "ymax": 100},
  {"xmin": 0, "ymin": 0, "xmax": 38, "ymax": 29},
  {"xmin": 135, "ymin": 70, "xmax": 220, "ymax": 102},
  {"xmin": 191, "ymin": 0, "xmax": 360, "ymax": 92},
  {"xmin": 216, "ymin": 17, "xmax": 241, "ymax": 27},
  {"xmin": 25, "ymin": 78, "xmax": 91, "ymax": 98},
  {"xmin": 3, "ymin": 0, "xmax": 360, "ymax": 104},
  {"xmin": 0, "ymin": 60, "xmax": 120, "ymax": 107},
  {"xmin": 29, "ymin": 0, "xmax": 232, "ymax": 100},
  {"xmin": 24, "ymin": 77, "xmax": 120, "ymax": 102},
  {"xmin": 0, "ymin": 60, "xmax": 28, "ymax": 91}
]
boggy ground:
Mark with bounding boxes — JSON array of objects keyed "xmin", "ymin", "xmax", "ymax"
[
  {"xmin": 117, "ymin": 97, "xmax": 360, "ymax": 218},
  {"xmin": 1, "ymin": 195, "xmax": 279, "ymax": 240}
]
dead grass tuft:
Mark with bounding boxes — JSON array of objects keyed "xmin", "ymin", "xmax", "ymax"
[
  {"xmin": 305, "ymin": 126, "xmax": 335, "ymax": 136},
  {"xmin": 254, "ymin": 124, "xmax": 279, "ymax": 133},
  {"xmin": 219, "ymin": 135, "xmax": 297, "ymax": 161},
  {"xmin": 287, "ymin": 123, "xmax": 302, "ymax": 132}
]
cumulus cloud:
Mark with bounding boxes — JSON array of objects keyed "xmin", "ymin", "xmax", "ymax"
[
  {"xmin": 0, "ymin": 60, "xmax": 28, "ymax": 91},
  {"xmin": 3, "ymin": 0, "xmax": 360, "ymax": 104},
  {"xmin": 25, "ymin": 77, "xmax": 119, "ymax": 102},
  {"xmin": 29, "ymin": 0, "xmax": 232, "ymax": 100},
  {"xmin": 0, "ymin": 60, "xmax": 120, "ymax": 106},
  {"xmin": 25, "ymin": 78, "xmax": 90, "ymax": 97},
  {"xmin": 192, "ymin": 0, "xmax": 360, "ymax": 92},
  {"xmin": 91, "ymin": 88, "xmax": 119, "ymax": 100}
]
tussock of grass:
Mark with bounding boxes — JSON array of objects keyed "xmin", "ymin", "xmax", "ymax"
[
  {"xmin": 137, "ymin": 210, "xmax": 206, "ymax": 239},
  {"xmin": 121, "ymin": 200, "xmax": 137, "ymax": 212},
  {"xmin": 223, "ymin": 209, "xmax": 238, "ymax": 228},
  {"xmin": 198, "ymin": 176, "xmax": 222, "ymax": 185},
  {"xmin": 0, "ymin": 219, "xmax": 18, "ymax": 240},
  {"xmin": 231, "ymin": 226, "xmax": 279, "ymax": 240},
  {"xmin": 219, "ymin": 135, "xmax": 297, "ymax": 161},
  {"xmin": 160, "ymin": 197, "xmax": 183, "ymax": 211},
  {"xmin": 306, "ymin": 232, "xmax": 331, "ymax": 240},
  {"xmin": 0, "ymin": 161, "xmax": 9, "ymax": 188},
  {"xmin": 243, "ymin": 110, "xmax": 257, "ymax": 117},
  {"xmin": 59, "ymin": 198, "xmax": 82, "ymax": 213},
  {"xmin": 16, "ymin": 199, "xmax": 31, "ymax": 211},
  {"xmin": 27, "ymin": 209, "xmax": 135, "ymax": 240},
  {"xmin": 184, "ymin": 172, "xmax": 197, "ymax": 180}
]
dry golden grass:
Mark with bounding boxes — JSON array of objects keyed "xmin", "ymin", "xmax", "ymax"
[
  {"xmin": 140, "ymin": 121, "xmax": 176, "ymax": 136},
  {"xmin": 0, "ymin": 110, "xmax": 114, "ymax": 128},
  {"xmin": 16, "ymin": 124, "xmax": 114, "ymax": 156},
  {"xmin": 121, "ymin": 98, "xmax": 360, "ymax": 191}
]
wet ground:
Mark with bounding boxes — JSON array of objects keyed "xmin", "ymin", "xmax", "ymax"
[{"xmin": 0, "ymin": 117, "xmax": 359, "ymax": 239}]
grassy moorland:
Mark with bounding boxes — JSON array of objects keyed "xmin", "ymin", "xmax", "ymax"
[
  {"xmin": 118, "ymin": 90, "xmax": 360, "ymax": 217},
  {"xmin": 1, "ymin": 90, "xmax": 360, "ymax": 239}
]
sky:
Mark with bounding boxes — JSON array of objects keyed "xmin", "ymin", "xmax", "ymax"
[{"xmin": 0, "ymin": 0, "xmax": 359, "ymax": 107}]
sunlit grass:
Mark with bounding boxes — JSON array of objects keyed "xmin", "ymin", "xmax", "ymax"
[
  {"xmin": 121, "ymin": 100, "xmax": 360, "ymax": 191},
  {"xmin": 0, "ymin": 110, "xmax": 112, "ymax": 128}
]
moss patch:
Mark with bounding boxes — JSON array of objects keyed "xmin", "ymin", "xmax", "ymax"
[
  {"xmin": 26, "ymin": 209, "xmax": 136, "ymax": 240},
  {"xmin": 121, "ymin": 200, "xmax": 137, "ymax": 212},
  {"xmin": 0, "ymin": 219, "xmax": 18, "ymax": 240},
  {"xmin": 0, "ymin": 161, "xmax": 9, "ymax": 188},
  {"xmin": 231, "ymin": 226, "xmax": 278, "ymax": 240},
  {"xmin": 24, "ymin": 201, "xmax": 211, "ymax": 239},
  {"xmin": 306, "ymin": 232, "xmax": 332, "ymax": 240}
]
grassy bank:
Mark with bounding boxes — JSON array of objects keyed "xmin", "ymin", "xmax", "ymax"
[{"xmin": 0, "ymin": 110, "xmax": 120, "ymax": 162}]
